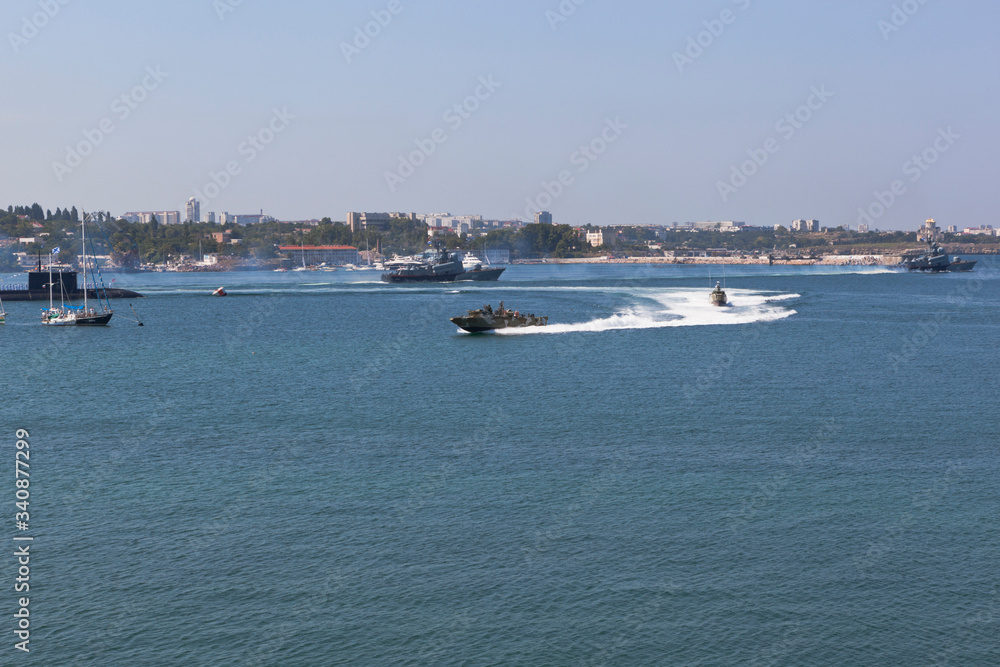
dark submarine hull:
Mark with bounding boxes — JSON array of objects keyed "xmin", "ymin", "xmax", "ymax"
[
  {"xmin": 1, "ymin": 269, "xmax": 144, "ymax": 301},
  {"xmin": 1, "ymin": 288, "xmax": 143, "ymax": 301}
]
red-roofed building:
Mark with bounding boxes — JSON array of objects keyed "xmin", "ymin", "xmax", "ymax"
[{"xmin": 278, "ymin": 245, "xmax": 359, "ymax": 266}]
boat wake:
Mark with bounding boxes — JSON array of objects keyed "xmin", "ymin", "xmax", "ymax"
[{"xmin": 496, "ymin": 289, "xmax": 798, "ymax": 335}]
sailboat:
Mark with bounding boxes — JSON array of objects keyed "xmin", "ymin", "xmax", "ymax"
[
  {"xmin": 41, "ymin": 247, "xmax": 75, "ymax": 325},
  {"xmin": 75, "ymin": 215, "xmax": 114, "ymax": 324},
  {"xmin": 0, "ymin": 284, "xmax": 6, "ymax": 324},
  {"xmin": 41, "ymin": 216, "xmax": 113, "ymax": 326},
  {"xmin": 293, "ymin": 242, "xmax": 310, "ymax": 271}
]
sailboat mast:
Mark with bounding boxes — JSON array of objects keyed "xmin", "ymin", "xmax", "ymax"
[
  {"xmin": 48, "ymin": 250, "xmax": 53, "ymax": 310},
  {"xmin": 82, "ymin": 216, "xmax": 88, "ymax": 311}
]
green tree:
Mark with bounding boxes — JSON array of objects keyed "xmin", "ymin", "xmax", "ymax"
[{"xmin": 0, "ymin": 249, "xmax": 20, "ymax": 272}]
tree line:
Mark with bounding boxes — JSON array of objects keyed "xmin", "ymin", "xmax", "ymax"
[
  {"xmin": 2, "ymin": 205, "xmax": 590, "ymax": 264},
  {"xmin": 5, "ymin": 203, "xmax": 989, "ymax": 269}
]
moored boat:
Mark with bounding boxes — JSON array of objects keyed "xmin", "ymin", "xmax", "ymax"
[
  {"xmin": 41, "ymin": 216, "xmax": 114, "ymax": 326},
  {"xmin": 42, "ymin": 307, "xmax": 76, "ymax": 326}
]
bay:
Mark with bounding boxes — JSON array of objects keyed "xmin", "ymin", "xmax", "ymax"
[{"xmin": 2, "ymin": 260, "xmax": 998, "ymax": 665}]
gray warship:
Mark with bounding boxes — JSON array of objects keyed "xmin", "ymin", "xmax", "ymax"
[
  {"xmin": 899, "ymin": 242, "xmax": 976, "ymax": 272},
  {"xmin": 381, "ymin": 246, "xmax": 505, "ymax": 283},
  {"xmin": 451, "ymin": 302, "xmax": 548, "ymax": 333},
  {"xmin": 381, "ymin": 248, "xmax": 465, "ymax": 283},
  {"xmin": 456, "ymin": 265, "xmax": 505, "ymax": 281},
  {"xmin": 455, "ymin": 254, "xmax": 505, "ymax": 281}
]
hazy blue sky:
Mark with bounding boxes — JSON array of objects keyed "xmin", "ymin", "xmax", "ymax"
[{"xmin": 3, "ymin": 1, "xmax": 997, "ymax": 230}]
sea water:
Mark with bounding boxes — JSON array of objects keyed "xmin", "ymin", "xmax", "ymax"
[{"xmin": 1, "ymin": 261, "xmax": 998, "ymax": 664}]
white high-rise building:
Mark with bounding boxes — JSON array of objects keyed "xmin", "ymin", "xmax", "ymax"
[
  {"xmin": 186, "ymin": 197, "xmax": 201, "ymax": 223},
  {"xmin": 791, "ymin": 219, "xmax": 820, "ymax": 232},
  {"xmin": 122, "ymin": 211, "xmax": 181, "ymax": 225},
  {"xmin": 347, "ymin": 212, "xmax": 394, "ymax": 233}
]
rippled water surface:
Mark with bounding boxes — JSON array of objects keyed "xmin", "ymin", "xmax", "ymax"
[{"xmin": 2, "ymin": 261, "xmax": 998, "ymax": 665}]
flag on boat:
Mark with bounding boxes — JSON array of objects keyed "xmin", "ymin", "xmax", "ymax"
[{"xmin": 51, "ymin": 246, "xmax": 60, "ymax": 254}]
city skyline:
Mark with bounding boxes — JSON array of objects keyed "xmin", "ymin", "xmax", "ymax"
[
  {"xmin": 4, "ymin": 1, "xmax": 997, "ymax": 231},
  {"xmin": 8, "ymin": 197, "xmax": 980, "ymax": 235}
]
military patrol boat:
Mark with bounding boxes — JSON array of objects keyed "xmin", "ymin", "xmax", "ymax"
[
  {"xmin": 450, "ymin": 302, "xmax": 548, "ymax": 333},
  {"xmin": 710, "ymin": 282, "xmax": 729, "ymax": 307}
]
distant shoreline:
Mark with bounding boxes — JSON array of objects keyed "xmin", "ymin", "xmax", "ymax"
[
  {"xmin": 515, "ymin": 256, "xmax": 883, "ymax": 266},
  {"xmin": 10, "ymin": 248, "xmax": 990, "ymax": 274},
  {"xmin": 516, "ymin": 249, "xmax": 998, "ymax": 267}
]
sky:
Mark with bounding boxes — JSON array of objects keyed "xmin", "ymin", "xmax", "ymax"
[{"xmin": 2, "ymin": 0, "xmax": 997, "ymax": 230}]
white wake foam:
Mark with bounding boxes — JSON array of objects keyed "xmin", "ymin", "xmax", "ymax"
[{"xmin": 494, "ymin": 289, "xmax": 797, "ymax": 335}]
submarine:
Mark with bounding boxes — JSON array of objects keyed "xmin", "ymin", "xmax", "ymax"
[{"xmin": 1, "ymin": 261, "xmax": 144, "ymax": 302}]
